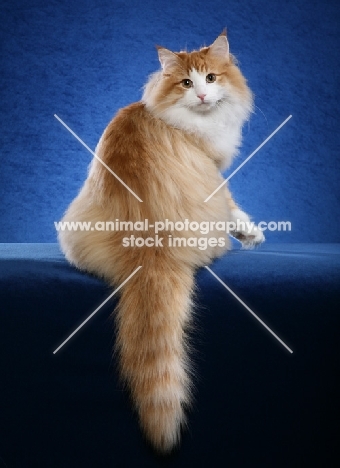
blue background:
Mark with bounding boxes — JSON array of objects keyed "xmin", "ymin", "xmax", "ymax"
[{"xmin": 1, "ymin": 0, "xmax": 339, "ymax": 242}]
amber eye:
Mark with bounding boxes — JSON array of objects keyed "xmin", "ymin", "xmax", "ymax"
[
  {"xmin": 181, "ymin": 79, "xmax": 193, "ymax": 88},
  {"xmin": 206, "ymin": 73, "xmax": 216, "ymax": 83}
]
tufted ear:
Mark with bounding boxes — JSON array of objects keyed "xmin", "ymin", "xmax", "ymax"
[
  {"xmin": 208, "ymin": 30, "xmax": 230, "ymax": 60},
  {"xmin": 156, "ymin": 46, "xmax": 180, "ymax": 72}
]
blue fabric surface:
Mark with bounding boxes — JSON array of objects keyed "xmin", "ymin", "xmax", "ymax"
[
  {"xmin": 1, "ymin": 0, "xmax": 340, "ymax": 242},
  {"xmin": 1, "ymin": 243, "xmax": 339, "ymax": 467}
]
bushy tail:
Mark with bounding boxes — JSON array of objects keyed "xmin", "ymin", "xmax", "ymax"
[{"xmin": 114, "ymin": 257, "xmax": 194, "ymax": 453}]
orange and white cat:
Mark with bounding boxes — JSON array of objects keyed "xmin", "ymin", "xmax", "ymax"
[{"xmin": 58, "ymin": 31, "xmax": 264, "ymax": 452}]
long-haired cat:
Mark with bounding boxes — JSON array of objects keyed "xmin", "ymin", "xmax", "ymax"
[{"xmin": 58, "ymin": 31, "xmax": 264, "ymax": 453}]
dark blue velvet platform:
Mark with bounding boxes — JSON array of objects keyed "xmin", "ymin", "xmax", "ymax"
[{"xmin": 1, "ymin": 243, "xmax": 339, "ymax": 467}]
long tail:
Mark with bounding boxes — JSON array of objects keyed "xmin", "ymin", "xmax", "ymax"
[{"xmin": 114, "ymin": 256, "xmax": 194, "ymax": 453}]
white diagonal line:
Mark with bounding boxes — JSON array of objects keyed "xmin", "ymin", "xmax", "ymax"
[
  {"xmin": 53, "ymin": 266, "xmax": 142, "ymax": 354},
  {"xmin": 204, "ymin": 115, "xmax": 292, "ymax": 202},
  {"xmin": 54, "ymin": 114, "xmax": 143, "ymax": 202},
  {"xmin": 205, "ymin": 266, "xmax": 293, "ymax": 354}
]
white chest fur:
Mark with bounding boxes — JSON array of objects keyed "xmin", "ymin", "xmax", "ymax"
[{"xmin": 160, "ymin": 105, "xmax": 243, "ymax": 170}]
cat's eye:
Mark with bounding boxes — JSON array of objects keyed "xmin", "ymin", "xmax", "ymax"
[
  {"xmin": 206, "ymin": 73, "xmax": 216, "ymax": 83},
  {"xmin": 181, "ymin": 79, "xmax": 193, "ymax": 89}
]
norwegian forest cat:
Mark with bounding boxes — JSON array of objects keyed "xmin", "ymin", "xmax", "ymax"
[{"xmin": 58, "ymin": 31, "xmax": 264, "ymax": 452}]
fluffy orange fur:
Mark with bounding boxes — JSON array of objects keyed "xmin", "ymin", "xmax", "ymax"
[{"xmin": 59, "ymin": 32, "xmax": 263, "ymax": 452}]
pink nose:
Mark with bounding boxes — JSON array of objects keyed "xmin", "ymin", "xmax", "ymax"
[{"xmin": 197, "ymin": 94, "xmax": 206, "ymax": 102}]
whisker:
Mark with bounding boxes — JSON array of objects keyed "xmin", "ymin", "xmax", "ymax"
[{"xmin": 254, "ymin": 104, "xmax": 268, "ymax": 128}]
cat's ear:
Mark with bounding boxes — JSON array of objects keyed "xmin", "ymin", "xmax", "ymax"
[
  {"xmin": 208, "ymin": 31, "xmax": 230, "ymax": 61},
  {"xmin": 156, "ymin": 46, "xmax": 180, "ymax": 72}
]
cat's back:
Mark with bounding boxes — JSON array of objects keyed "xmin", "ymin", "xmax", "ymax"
[
  {"xmin": 92, "ymin": 99, "xmax": 227, "ymax": 204},
  {"xmin": 94, "ymin": 100, "xmax": 203, "ymax": 186},
  {"xmin": 99, "ymin": 101, "xmax": 163, "ymax": 156},
  {"xmin": 106, "ymin": 101, "xmax": 147, "ymax": 132}
]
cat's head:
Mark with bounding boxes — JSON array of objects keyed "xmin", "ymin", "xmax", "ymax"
[{"xmin": 142, "ymin": 31, "xmax": 253, "ymax": 126}]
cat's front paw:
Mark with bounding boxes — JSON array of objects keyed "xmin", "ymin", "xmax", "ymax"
[
  {"xmin": 229, "ymin": 209, "xmax": 265, "ymax": 249},
  {"xmin": 231, "ymin": 225, "xmax": 265, "ymax": 249}
]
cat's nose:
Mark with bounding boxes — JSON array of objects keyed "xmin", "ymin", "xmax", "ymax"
[{"xmin": 197, "ymin": 94, "xmax": 206, "ymax": 102}]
